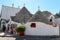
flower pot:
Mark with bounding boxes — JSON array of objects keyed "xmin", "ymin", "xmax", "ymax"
[
  {"xmin": 18, "ymin": 32, "xmax": 24, "ymax": 36},
  {"xmin": 16, "ymin": 25, "xmax": 25, "ymax": 36}
]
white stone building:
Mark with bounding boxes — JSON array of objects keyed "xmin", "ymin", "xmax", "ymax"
[
  {"xmin": 24, "ymin": 10, "xmax": 59, "ymax": 36},
  {"xmin": 1, "ymin": 5, "xmax": 20, "ymax": 19},
  {"xmin": 0, "ymin": 5, "xmax": 59, "ymax": 36}
]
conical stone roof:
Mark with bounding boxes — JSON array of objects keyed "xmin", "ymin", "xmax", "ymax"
[
  {"xmin": 11, "ymin": 7, "xmax": 32, "ymax": 24},
  {"xmin": 42, "ymin": 11, "xmax": 52, "ymax": 19},
  {"xmin": 28, "ymin": 10, "xmax": 50, "ymax": 24}
]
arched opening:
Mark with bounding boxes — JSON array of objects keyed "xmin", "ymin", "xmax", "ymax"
[{"xmin": 49, "ymin": 15, "xmax": 57, "ymax": 27}]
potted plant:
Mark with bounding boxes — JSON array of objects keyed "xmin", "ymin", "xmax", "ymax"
[{"xmin": 16, "ymin": 25, "xmax": 25, "ymax": 36}]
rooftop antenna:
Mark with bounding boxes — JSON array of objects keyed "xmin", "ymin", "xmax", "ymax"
[{"xmin": 38, "ymin": 6, "xmax": 40, "ymax": 11}]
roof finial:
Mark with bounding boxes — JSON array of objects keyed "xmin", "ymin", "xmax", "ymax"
[
  {"xmin": 24, "ymin": 3, "xmax": 25, "ymax": 7},
  {"xmin": 38, "ymin": 6, "xmax": 40, "ymax": 11},
  {"xmin": 12, "ymin": 3, "xmax": 14, "ymax": 7}
]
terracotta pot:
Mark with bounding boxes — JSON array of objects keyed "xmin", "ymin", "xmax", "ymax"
[{"xmin": 18, "ymin": 32, "xmax": 24, "ymax": 36}]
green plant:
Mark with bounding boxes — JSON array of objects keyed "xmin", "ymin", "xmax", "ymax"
[{"xmin": 16, "ymin": 25, "xmax": 25, "ymax": 32}]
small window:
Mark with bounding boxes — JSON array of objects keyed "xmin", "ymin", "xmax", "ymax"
[{"xmin": 30, "ymin": 23, "xmax": 36, "ymax": 28}]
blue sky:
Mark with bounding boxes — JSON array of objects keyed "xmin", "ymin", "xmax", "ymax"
[{"xmin": 0, "ymin": 0, "xmax": 60, "ymax": 14}]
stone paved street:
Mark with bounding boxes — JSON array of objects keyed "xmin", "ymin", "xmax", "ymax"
[
  {"xmin": 0, "ymin": 36, "xmax": 60, "ymax": 40},
  {"xmin": 15, "ymin": 36, "xmax": 60, "ymax": 40}
]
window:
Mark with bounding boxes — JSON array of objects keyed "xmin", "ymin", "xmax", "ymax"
[{"xmin": 30, "ymin": 23, "xmax": 36, "ymax": 28}]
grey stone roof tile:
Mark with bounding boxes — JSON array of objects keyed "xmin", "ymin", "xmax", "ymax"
[{"xmin": 28, "ymin": 11, "xmax": 51, "ymax": 24}]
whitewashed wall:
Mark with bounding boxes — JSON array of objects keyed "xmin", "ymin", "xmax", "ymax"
[
  {"xmin": 24, "ymin": 22, "xmax": 59, "ymax": 36},
  {"xmin": 6, "ymin": 21, "xmax": 22, "ymax": 27},
  {"xmin": 55, "ymin": 18, "xmax": 60, "ymax": 26},
  {"xmin": 1, "ymin": 5, "xmax": 20, "ymax": 19}
]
